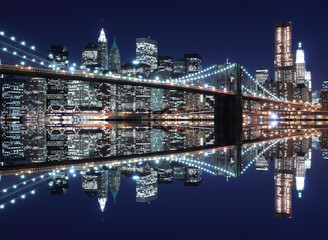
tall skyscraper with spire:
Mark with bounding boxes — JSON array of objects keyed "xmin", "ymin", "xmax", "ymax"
[
  {"xmin": 109, "ymin": 37, "xmax": 121, "ymax": 74},
  {"xmin": 295, "ymin": 42, "xmax": 312, "ymax": 91},
  {"xmin": 295, "ymin": 42, "xmax": 305, "ymax": 84},
  {"xmin": 98, "ymin": 28, "xmax": 109, "ymax": 71}
]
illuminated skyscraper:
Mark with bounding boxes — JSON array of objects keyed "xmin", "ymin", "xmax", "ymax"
[
  {"xmin": 274, "ymin": 149, "xmax": 294, "ymax": 218},
  {"xmin": 47, "ymin": 171, "xmax": 69, "ymax": 195},
  {"xmin": 0, "ymin": 78, "xmax": 24, "ymax": 120},
  {"xmin": 184, "ymin": 53, "xmax": 202, "ymax": 74},
  {"xmin": 157, "ymin": 56, "xmax": 173, "ymax": 74},
  {"xmin": 255, "ymin": 68, "xmax": 269, "ymax": 84},
  {"xmin": 295, "ymin": 42, "xmax": 305, "ymax": 84},
  {"xmin": 136, "ymin": 171, "xmax": 158, "ymax": 203},
  {"xmin": 274, "ymin": 22, "xmax": 294, "ymax": 83},
  {"xmin": 109, "ymin": 167, "xmax": 121, "ymax": 204},
  {"xmin": 98, "ymin": 170, "xmax": 109, "ymax": 212},
  {"xmin": 275, "ymin": 172, "xmax": 293, "ymax": 218},
  {"xmin": 322, "ymin": 78, "xmax": 328, "ymax": 110},
  {"xmin": 98, "ymin": 28, "xmax": 109, "ymax": 71},
  {"xmin": 173, "ymin": 60, "xmax": 186, "ymax": 75},
  {"xmin": 136, "ymin": 37, "xmax": 158, "ymax": 72},
  {"xmin": 109, "ymin": 37, "xmax": 121, "ymax": 74},
  {"xmin": 82, "ymin": 43, "xmax": 99, "ymax": 71}
]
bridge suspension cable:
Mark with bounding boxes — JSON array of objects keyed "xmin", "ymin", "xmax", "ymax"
[
  {"xmin": 240, "ymin": 139, "xmax": 282, "ymax": 175},
  {"xmin": 169, "ymin": 63, "xmax": 236, "ymax": 87},
  {"xmin": 241, "ymin": 66, "xmax": 283, "ymax": 101},
  {"xmin": 0, "ymin": 30, "xmax": 50, "ymax": 67}
]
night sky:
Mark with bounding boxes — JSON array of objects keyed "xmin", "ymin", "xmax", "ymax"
[{"xmin": 0, "ymin": 0, "xmax": 327, "ymax": 90}]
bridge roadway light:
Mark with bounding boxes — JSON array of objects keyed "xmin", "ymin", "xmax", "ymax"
[
  {"xmin": 10, "ymin": 36, "xmax": 15, "ymax": 41},
  {"xmin": 0, "ymin": 31, "xmax": 4, "ymax": 36},
  {"xmin": 31, "ymin": 46, "xmax": 35, "ymax": 50}
]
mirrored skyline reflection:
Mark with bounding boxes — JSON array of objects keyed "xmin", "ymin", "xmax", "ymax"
[
  {"xmin": 1, "ymin": 124, "xmax": 328, "ymax": 239},
  {"xmin": 0, "ymin": 128, "xmax": 319, "ymax": 215}
]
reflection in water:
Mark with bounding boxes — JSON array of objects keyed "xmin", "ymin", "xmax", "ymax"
[{"xmin": 0, "ymin": 125, "xmax": 320, "ymax": 219}]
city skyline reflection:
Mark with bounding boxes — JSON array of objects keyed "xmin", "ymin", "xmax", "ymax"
[{"xmin": 0, "ymin": 124, "xmax": 322, "ymax": 219}]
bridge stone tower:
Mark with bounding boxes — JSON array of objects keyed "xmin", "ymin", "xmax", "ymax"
[{"xmin": 214, "ymin": 63, "xmax": 242, "ymax": 146}]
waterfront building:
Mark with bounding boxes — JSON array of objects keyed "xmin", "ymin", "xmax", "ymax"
[
  {"xmin": 121, "ymin": 62, "xmax": 151, "ymax": 78},
  {"xmin": 67, "ymin": 81, "xmax": 100, "ymax": 107},
  {"xmin": 136, "ymin": 37, "xmax": 158, "ymax": 72},
  {"xmin": 47, "ymin": 44, "xmax": 69, "ymax": 69},
  {"xmin": 0, "ymin": 78, "xmax": 24, "ymax": 120},
  {"xmin": 0, "ymin": 123, "xmax": 25, "ymax": 163},
  {"xmin": 22, "ymin": 77, "xmax": 47, "ymax": 118},
  {"xmin": 46, "ymin": 79, "xmax": 68, "ymax": 107},
  {"xmin": 150, "ymin": 88, "xmax": 170, "ymax": 111},
  {"xmin": 98, "ymin": 28, "xmax": 109, "ymax": 71}
]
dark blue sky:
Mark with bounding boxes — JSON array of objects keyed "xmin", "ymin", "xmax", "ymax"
[{"xmin": 0, "ymin": 0, "xmax": 327, "ymax": 90}]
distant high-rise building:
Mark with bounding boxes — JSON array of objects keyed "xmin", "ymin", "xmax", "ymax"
[
  {"xmin": 305, "ymin": 70, "xmax": 312, "ymax": 91},
  {"xmin": 321, "ymin": 78, "xmax": 328, "ymax": 110},
  {"xmin": 98, "ymin": 28, "xmax": 109, "ymax": 71},
  {"xmin": 184, "ymin": 54, "xmax": 202, "ymax": 74},
  {"xmin": 173, "ymin": 60, "xmax": 186, "ymax": 75},
  {"xmin": 136, "ymin": 171, "xmax": 158, "ymax": 203},
  {"xmin": 82, "ymin": 43, "xmax": 99, "ymax": 71},
  {"xmin": 121, "ymin": 62, "xmax": 151, "ymax": 78},
  {"xmin": 274, "ymin": 22, "xmax": 294, "ymax": 83},
  {"xmin": 255, "ymin": 68, "xmax": 269, "ymax": 84},
  {"xmin": 157, "ymin": 56, "xmax": 173, "ymax": 74},
  {"xmin": 255, "ymin": 157, "xmax": 269, "ymax": 172},
  {"xmin": 136, "ymin": 37, "xmax": 158, "ymax": 72},
  {"xmin": 109, "ymin": 37, "xmax": 121, "ymax": 74},
  {"xmin": 184, "ymin": 166, "xmax": 202, "ymax": 186},
  {"xmin": 47, "ymin": 171, "xmax": 69, "ymax": 195},
  {"xmin": 47, "ymin": 44, "xmax": 69, "ymax": 69}
]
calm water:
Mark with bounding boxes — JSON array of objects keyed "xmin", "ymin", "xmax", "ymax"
[{"xmin": 0, "ymin": 124, "xmax": 326, "ymax": 240}]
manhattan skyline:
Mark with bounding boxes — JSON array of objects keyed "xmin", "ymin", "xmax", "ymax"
[{"xmin": 0, "ymin": 0, "xmax": 327, "ymax": 90}]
